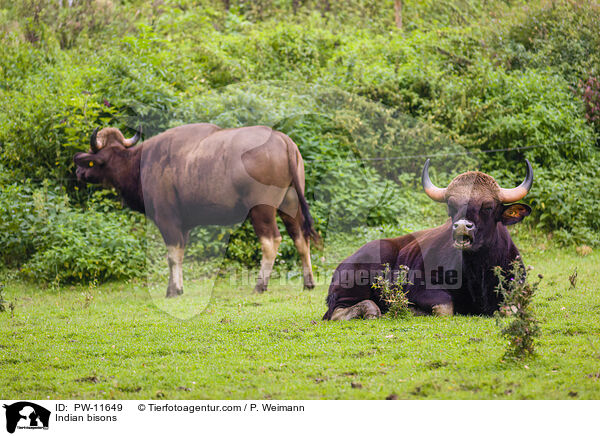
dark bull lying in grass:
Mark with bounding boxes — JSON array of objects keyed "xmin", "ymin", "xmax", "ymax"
[
  {"xmin": 74, "ymin": 123, "xmax": 319, "ymax": 297},
  {"xmin": 323, "ymin": 159, "xmax": 533, "ymax": 320}
]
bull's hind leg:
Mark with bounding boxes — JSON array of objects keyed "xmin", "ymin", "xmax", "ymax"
[
  {"xmin": 330, "ymin": 300, "xmax": 381, "ymax": 321},
  {"xmin": 278, "ymin": 205, "xmax": 315, "ymax": 290},
  {"xmin": 250, "ymin": 205, "xmax": 282, "ymax": 293}
]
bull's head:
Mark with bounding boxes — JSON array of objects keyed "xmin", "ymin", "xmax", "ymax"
[
  {"xmin": 422, "ymin": 159, "xmax": 533, "ymax": 251},
  {"xmin": 73, "ymin": 127, "xmax": 141, "ymax": 185}
]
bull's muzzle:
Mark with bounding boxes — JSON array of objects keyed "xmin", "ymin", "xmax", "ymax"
[{"xmin": 452, "ymin": 219, "xmax": 475, "ymax": 250}]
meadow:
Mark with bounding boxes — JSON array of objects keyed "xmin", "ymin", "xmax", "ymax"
[
  {"xmin": 1, "ymin": 231, "xmax": 598, "ymax": 400},
  {"xmin": 1, "ymin": 0, "xmax": 600, "ymax": 401}
]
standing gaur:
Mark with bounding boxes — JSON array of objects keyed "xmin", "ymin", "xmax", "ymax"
[
  {"xmin": 324, "ymin": 159, "xmax": 533, "ymax": 320},
  {"xmin": 74, "ymin": 123, "xmax": 319, "ymax": 297}
]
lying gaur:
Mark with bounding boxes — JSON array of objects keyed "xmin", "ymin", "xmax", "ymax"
[{"xmin": 324, "ymin": 159, "xmax": 533, "ymax": 320}]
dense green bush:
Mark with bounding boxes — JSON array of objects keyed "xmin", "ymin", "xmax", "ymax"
[
  {"xmin": 0, "ymin": 0, "xmax": 598, "ymax": 282},
  {"xmin": 426, "ymin": 64, "xmax": 595, "ymax": 183},
  {"xmin": 0, "ymin": 181, "xmax": 148, "ymax": 282},
  {"xmin": 498, "ymin": 2, "xmax": 600, "ymax": 82},
  {"xmin": 574, "ymin": 76, "xmax": 600, "ymax": 135},
  {"xmin": 526, "ymin": 160, "xmax": 600, "ymax": 246}
]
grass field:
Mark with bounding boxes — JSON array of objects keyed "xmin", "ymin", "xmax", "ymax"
[{"xmin": 1, "ymin": 236, "xmax": 599, "ymax": 400}]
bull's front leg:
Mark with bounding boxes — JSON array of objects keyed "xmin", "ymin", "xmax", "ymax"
[
  {"xmin": 166, "ymin": 245, "xmax": 184, "ymax": 298},
  {"xmin": 411, "ymin": 289, "xmax": 454, "ymax": 316},
  {"xmin": 432, "ymin": 302, "xmax": 454, "ymax": 316},
  {"xmin": 330, "ymin": 300, "xmax": 382, "ymax": 321},
  {"xmin": 156, "ymin": 214, "xmax": 187, "ymax": 298}
]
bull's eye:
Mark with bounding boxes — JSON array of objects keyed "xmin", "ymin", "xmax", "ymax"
[{"xmin": 89, "ymin": 161, "xmax": 94, "ymax": 167}]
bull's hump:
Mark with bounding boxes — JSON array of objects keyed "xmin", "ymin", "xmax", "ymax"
[
  {"xmin": 141, "ymin": 123, "xmax": 220, "ymax": 152},
  {"xmin": 214, "ymin": 125, "xmax": 275, "ymax": 147},
  {"xmin": 156, "ymin": 123, "xmax": 220, "ymax": 139}
]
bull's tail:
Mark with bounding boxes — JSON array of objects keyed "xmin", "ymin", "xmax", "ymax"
[{"xmin": 283, "ymin": 134, "xmax": 321, "ymax": 246}]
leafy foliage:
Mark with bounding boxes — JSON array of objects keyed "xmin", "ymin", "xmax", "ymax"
[
  {"xmin": 574, "ymin": 76, "xmax": 600, "ymax": 135},
  {"xmin": 0, "ymin": 180, "xmax": 148, "ymax": 282},
  {"xmin": 526, "ymin": 160, "xmax": 600, "ymax": 246},
  {"xmin": 371, "ymin": 263, "xmax": 411, "ymax": 319},
  {"xmin": 494, "ymin": 261, "xmax": 542, "ymax": 358},
  {"xmin": 0, "ymin": 0, "xmax": 599, "ymax": 282},
  {"xmin": 498, "ymin": 2, "xmax": 600, "ymax": 81},
  {"xmin": 0, "ymin": 283, "xmax": 6, "ymax": 312}
]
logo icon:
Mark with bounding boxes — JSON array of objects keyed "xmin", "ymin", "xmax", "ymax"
[{"xmin": 3, "ymin": 402, "xmax": 50, "ymax": 434}]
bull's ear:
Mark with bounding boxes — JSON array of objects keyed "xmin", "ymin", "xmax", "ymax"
[
  {"xmin": 74, "ymin": 152, "xmax": 104, "ymax": 168},
  {"xmin": 501, "ymin": 203, "xmax": 531, "ymax": 225}
]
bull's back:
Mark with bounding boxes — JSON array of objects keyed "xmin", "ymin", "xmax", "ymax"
[{"xmin": 140, "ymin": 124, "xmax": 298, "ymax": 227}]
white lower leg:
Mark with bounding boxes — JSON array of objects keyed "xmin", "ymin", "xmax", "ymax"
[
  {"xmin": 330, "ymin": 300, "xmax": 381, "ymax": 321},
  {"xmin": 255, "ymin": 236, "xmax": 281, "ymax": 292},
  {"xmin": 294, "ymin": 237, "xmax": 314, "ymax": 288},
  {"xmin": 167, "ymin": 245, "xmax": 184, "ymax": 296},
  {"xmin": 432, "ymin": 302, "xmax": 454, "ymax": 316}
]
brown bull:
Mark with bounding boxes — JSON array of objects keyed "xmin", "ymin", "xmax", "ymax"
[
  {"xmin": 324, "ymin": 159, "xmax": 533, "ymax": 320},
  {"xmin": 74, "ymin": 123, "xmax": 319, "ymax": 297}
]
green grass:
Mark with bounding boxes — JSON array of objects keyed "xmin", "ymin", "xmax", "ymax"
[{"xmin": 1, "ymin": 242, "xmax": 599, "ymax": 400}]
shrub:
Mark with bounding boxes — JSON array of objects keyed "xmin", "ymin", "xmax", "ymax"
[
  {"xmin": 22, "ymin": 209, "xmax": 148, "ymax": 283},
  {"xmin": 0, "ymin": 55, "xmax": 119, "ymax": 182},
  {"xmin": 499, "ymin": 2, "xmax": 600, "ymax": 81},
  {"xmin": 0, "ymin": 283, "xmax": 6, "ymax": 312},
  {"xmin": 494, "ymin": 261, "xmax": 542, "ymax": 358},
  {"xmin": 525, "ymin": 159, "xmax": 600, "ymax": 246},
  {"xmin": 371, "ymin": 263, "xmax": 411, "ymax": 318},
  {"xmin": 0, "ymin": 181, "xmax": 149, "ymax": 283},
  {"xmin": 429, "ymin": 65, "xmax": 595, "ymax": 169},
  {"xmin": 574, "ymin": 76, "xmax": 600, "ymax": 135}
]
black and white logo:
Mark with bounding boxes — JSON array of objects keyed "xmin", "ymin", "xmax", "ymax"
[{"xmin": 3, "ymin": 402, "xmax": 50, "ymax": 434}]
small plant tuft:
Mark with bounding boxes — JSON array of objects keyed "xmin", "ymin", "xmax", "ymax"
[
  {"xmin": 569, "ymin": 268, "xmax": 578, "ymax": 289},
  {"xmin": 83, "ymin": 276, "xmax": 98, "ymax": 309},
  {"xmin": 494, "ymin": 262, "xmax": 542, "ymax": 359},
  {"xmin": 0, "ymin": 284, "xmax": 15, "ymax": 317},
  {"xmin": 372, "ymin": 264, "xmax": 411, "ymax": 318},
  {"xmin": 0, "ymin": 284, "xmax": 6, "ymax": 313}
]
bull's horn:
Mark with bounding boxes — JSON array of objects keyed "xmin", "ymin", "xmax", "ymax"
[
  {"xmin": 123, "ymin": 126, "xmax": 142, "ymax": 147},
  {"xmin": 90, "ymin": 127, "xmax": 99, "ymax": 152},
  {"xmin": 498, "ymin": 159, "xmax": 533, "ymax": 203},
  {"xmin": 422, "ymin": 159, "xmax": 447, "ymax": 202}
]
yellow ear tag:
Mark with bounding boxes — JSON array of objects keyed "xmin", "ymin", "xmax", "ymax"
[
  {"xmin": 89, "ymin": 161, "xmax": 94, "ymax": 167},
  {"xmin": 506, "ymin": 208, "xmax": 520, "ymax": 217}
]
